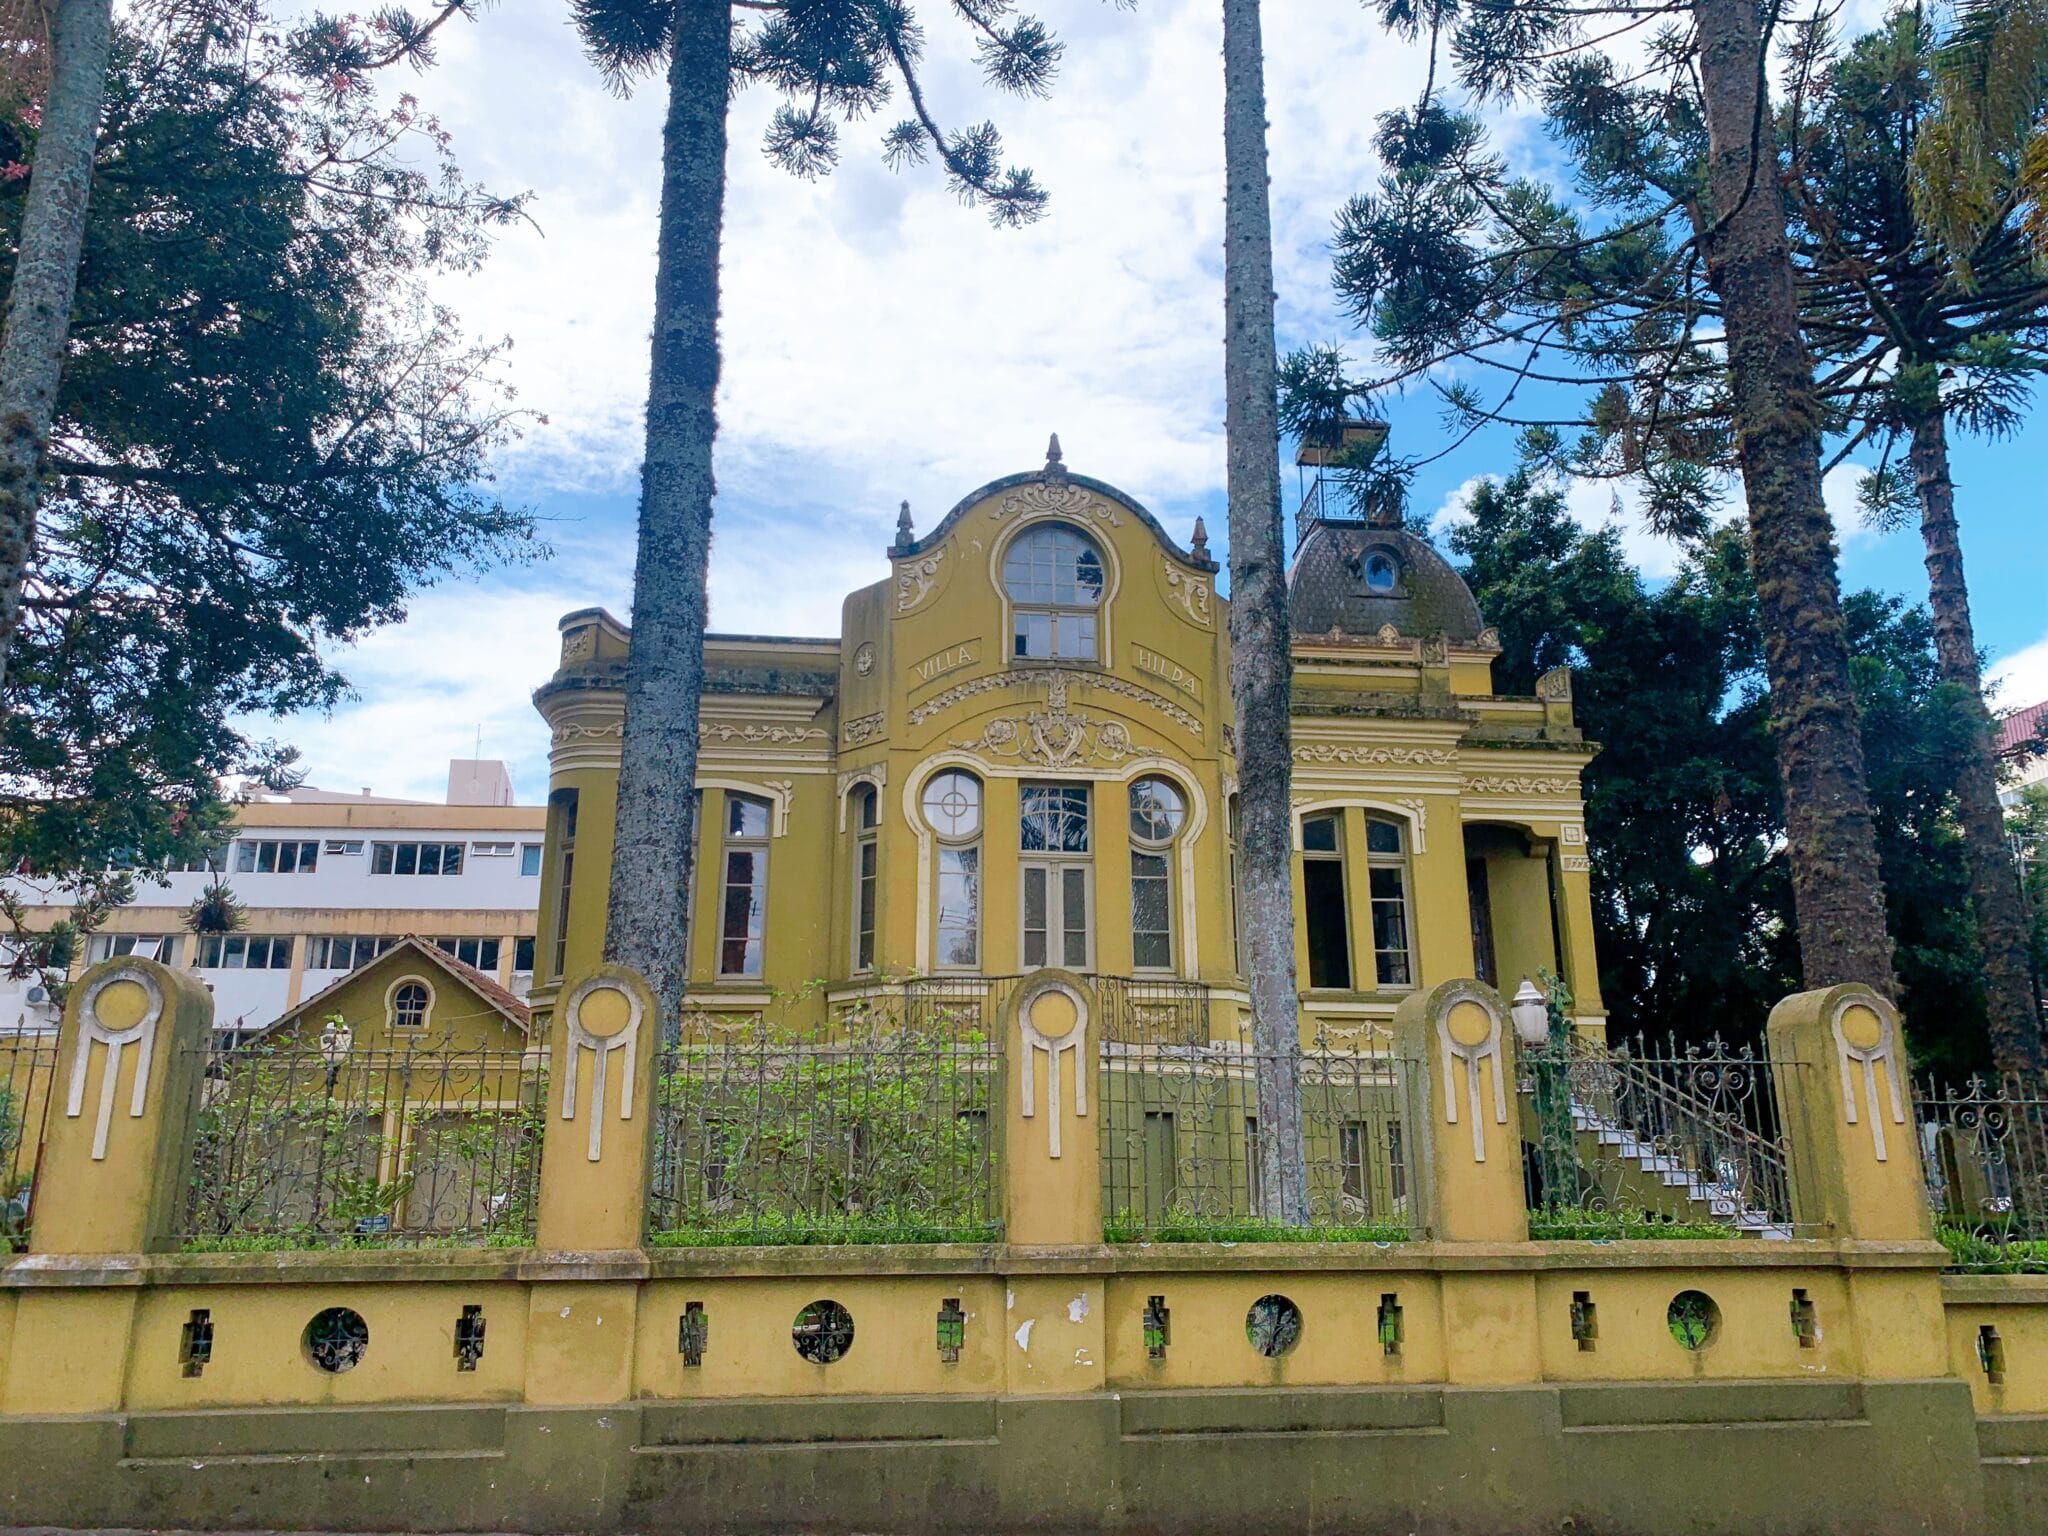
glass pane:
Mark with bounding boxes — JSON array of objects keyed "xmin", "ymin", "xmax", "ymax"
[
  {"xmin": 1015, "ymin": 611, "xmax": 1052, "ymax": 658},
  {"xmin": 1021, "ymin": 864, "xmax": 1047, "ymax": 968},
  {"xmin": 922, "ymin": 770, "xmax": 982, "ymax": 837},
  {"xmin": 256, "ymin": 843, "xmax": 277, "ymax": 873},
  {"xmin": 857, "ymin": 787, "xmax": 878, "ymax": 830},
  {"xmin": 1128, "ymin": 778, "xmax": 1186, "ymax": 843},
  {"xmin": 1061, "ymin": 866, "xmax": 1088, "ymax": 968},
  {"xmin": 1064, "ymin": 613, "xmax": 1097, "ymax": 660},
  {"xmin": 1002, "ymin": 524, "xmax": 1105, "ymax": 607},
  {"xmin": 396, "ymin": 844, "xmax": 418, "ymax": 875},
  {"xmin": 1366, "ymin": 818, "xmax": 1403, "ymax": 855},
  {"xmin": 522, "ymin": 844, "xmax": 543, "ymax": 877},
  {"xmin": 1303, "ymin": 858, "xmax": 1352, "ymax": 989},
  {"xmin": 936, "ymin": 845, "xmax": 980, "ymax": 968},
  {"xmin": 444, "ymin": 844, "xmax": 463, "ymax": 875},
  {"xmin": 1302, "ymin": 816, "xmax": 1339, "ymax": 853},
  {"xmin": 1132, "ymin": 850, "xmax": 1172, "ymax": 970},
  {"xmin": 420, "ymin": 844, "xmax": 442, "ymax": 876},
  {"xmin": 728, "ymin": 796, "xmax": 770, "ymax": 838},
  {"xmin": 721, "ymin": 850, "xmax": 764, "ymax": 975}
]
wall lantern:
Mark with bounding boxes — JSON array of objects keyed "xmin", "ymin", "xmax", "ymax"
[
  {"xmin": 317, "ymin": 1018, "xmax": 355, "ymax": 1066},
  {"xmin": 1510, "ymin": 978, "xmax": 1550, "ymax": 1049}
]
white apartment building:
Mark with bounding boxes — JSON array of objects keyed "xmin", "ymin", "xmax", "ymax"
[{"xmin": 2, "ymin": 759, "xmax": 544, "ymax": 1036}]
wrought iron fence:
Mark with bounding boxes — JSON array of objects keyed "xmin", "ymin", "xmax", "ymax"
[
  {"xmin": 647, "ymin": 981, "xmax": 1003, "ymax": 1245},
  {"xmin": 1913, "ymin": 1073, "xmax": 2048, "ymax": 1272},
  {"xmin": 1099, "ymin": 999, "xmax": 1421, "ymax": 1239},
  {"xmin": 1518, "ymin": 1031, "xmax": 1800, "ymax": 1238},
  {"xmin": 180, "ymin": 1044, "xmax": 545, "ymax": 1248},
  {"xmin": 0, "ymin": 1031, "xmax": 57, "ymax": 1249}
]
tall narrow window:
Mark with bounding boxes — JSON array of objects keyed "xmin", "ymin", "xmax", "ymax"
[
  {"xmin": 923, "ymin": 770, "xmax": 983, "ymax": 970},
  {"xmin": 1466, "ymin": 857, "xmax": 1497, "ymax": 988},
  {"xmin": 1003, "ymin": 523, "xmax": 1104, "ymax": 660},
  {"xmin": 718, "ymin": 795, "xmax": 771, "ymax": 977},
  {"xmin": 1366, "ymin": 817, "xmax": 1415, "ymax": 988},
  {"xmin": 1228, "ymin": 794, "xmax": 1244, "ymax": 975},
  {"xmin": 1128, "ymin": 777, "xmax": 1186, "ymax": 973},
  {"xmin": 1301, "ymin": 814, "xmax": 1352, "ymax": 989},
  {"xmin": 1020, "ymin": 785, "xmax": 1090, "ymax": 969},
  {"xmin": 853, "ymin": 786, "xmax": 879, "ymax": 972},
  {"xmin": 547, "ymin": 790, "xmax": 578, "ymax": 982}
]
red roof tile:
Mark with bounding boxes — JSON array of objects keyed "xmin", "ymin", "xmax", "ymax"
[{"xmin": 1999, "ymin": 700, "xmax": 2048, "ymax": 759}]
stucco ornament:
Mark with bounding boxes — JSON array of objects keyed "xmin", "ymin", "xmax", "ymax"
[
  {"xmin": 990, "ymin": 435, "xmax": 1124, "ymax": 530},
  {"xmin": 952, "ymin": 672, "xmax": 1134, "ymax": 768},
  {"xmin": 1017, "ymin": 977, "xmax": 1089, "ymax": 1158},
  {"xmin": 561, "ymin": 974, "xmax": 643, "ymax": 1162},
  {"xmin": 67, "ymin": 963, "xmax": 164, "ymax": 1160},
  {"xmin": 841, "ymin": 711, "xmax": 885, "ymax": 746},
  {"xmin": 896, "ymin": 548, "xmax": 945, "ymax": 612},
  {"xmin": 1435, "ymin": 981, "xmax": 1510, "ymax": 1163},
  {"xmin": 853, "ymin": 642, "xmax": 876, "ymax": 676},
  {"xmin": 1163, "ymin": 561, "xmax": 1212, "ymax": 626},
  {"xmin": 1830, "ymin": 991, "xmax": 1908, "ymax": 1161}
]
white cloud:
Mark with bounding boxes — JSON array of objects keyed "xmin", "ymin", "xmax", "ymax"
[{"xmin": 1990, "ymin": 635, "xmax": 2048, "ymax": 714}]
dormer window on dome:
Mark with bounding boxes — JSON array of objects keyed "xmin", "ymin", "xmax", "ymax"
[
  {"xmin": 1004, "ymin": 523, "xmax": 1103, "ymax": 660},
  {"xmin": 1362, "ymin": 551, "xmax": 1400, "ymax": 593}
]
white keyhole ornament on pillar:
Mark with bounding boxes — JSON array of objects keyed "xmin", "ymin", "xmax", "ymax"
[{"xmin": 1018, "ymin": 979, "xmax": 1089, "ymax": 1158}]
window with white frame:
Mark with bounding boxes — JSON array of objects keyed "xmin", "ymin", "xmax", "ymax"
[
  {"xmin": 1003, "ymin": 523, "xmax": 1104, "ymax": 661},
  {"xmin": 305, "ymin": 935, "xmax": 394, "ymax": 970},
  {"xmin": 84, "ymin": 934, "xmax": 181, "ymax": 965},
  {"xmin": 470, "ymin": 841, "xmax": 515, "ymax": 857},
  {"xmin": 520, "ymin": 843, "xmax": 543, "ymax": 877},
  {"xmin": 434, "ymin": 937, "xmax": 502, "ymax": 971},
  {"xmin": 718, "ymin": 795, "xmax": 771, "ymax": 978},
  {"xmin": 852, "ymin": 786, "xmax": 879, "ymax": 972},
  {"xmin": 1365, "ymin": 816, "xmax": 1415, "ymax": 987},
  {"xmin": 196, "ymin": 935, "xmax": 293, "ymax": 969},
  {"xmin": 1020, "ymin": 784, "xmax": 1090, "ymax": 970},
  {"xmin": 233, "ymin": 839, "xmax": 318, "ymax": 874},
  {"xmin": 1127, "ymin": 777, "xmax": 1187, "ymax": 972},
  {"xmin": 1301, "ymin": 814, "xmax": 1352, "ymax": 990},
  {"xmin": 370, "ymin": 841, "xmax": 464, "ymax": 876},
  {"xmin": 389, "ymin": 980, "xmax": 431, "ymax": 1031},
  {"xmin": 922, "ymin": 770, "xmax": 982, "ymax": 969}
]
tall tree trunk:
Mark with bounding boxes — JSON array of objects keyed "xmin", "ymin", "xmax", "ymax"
[
  {"xmin": 0, "ymin": 0, "xmax": 112, "ymax": 694},
  {"xmin": 1908, "ymin": 404, "xmax": 2044, "ymax": 1070},
  {"xmin": 1221, "ymin": 0, "xmax": 1307, "ymax": 1225},
  {"xmin": 602, "ymin": 0, "xmax": 730, "ymax": 1028},
  {"xmin": 1692, "ymin": 0, "xmax": 1898, "ymax": 994}
]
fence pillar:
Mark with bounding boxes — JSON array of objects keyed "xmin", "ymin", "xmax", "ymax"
[
  {"xmin": 1767, "ymin": 984, "xmax": 1933, "ymax": 1243},
  {"xmin": 1393, "ymin": 979, "xmax": 1528, "ymax": 1243},
  {"xmin": 30, "ymin": 957, "xmax": 212, "ymax": 1256},
  {"xmin": 1002, "ymin": 969, "xmax": 1102, "ymax": 1249},
  {"xmin": 2, "ymin": 960, "xmax": 211, "ymax": 1418},
  {"xmin": 534, "ymin": 964, "xmax": 659, "ymax": 1254}
]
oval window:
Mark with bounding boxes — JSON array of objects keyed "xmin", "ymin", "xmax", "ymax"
[{"xmin": 1363, "ymin": 552, "xmax": 1399, "ymax": 593}]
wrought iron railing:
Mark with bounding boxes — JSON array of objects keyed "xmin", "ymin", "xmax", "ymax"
[
  {"xmin": 648, "ymin": 985, "xmax": 1003, "ymax": 1245},
  {"xmin": 180, "ymin": 1045, "xmax": 545, "ymax": 1248},
  {"xmin": 0, "ymin": 1031, "xmax": 57, "ymax": 1249},
  {"xmin": 1519, "ymin": 1031, "xmax": 1800, "ymax": 1237},
  {"xmin": 1913, "ymin": 1073, "xmax": 2048, "ymax": 1272},
  {"xmin": 1099, "ymin": 1004, "xmax": 1421, "ymax": 1239}
]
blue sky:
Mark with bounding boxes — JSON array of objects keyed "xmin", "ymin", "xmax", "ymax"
[{"xmin": 272, "ymin": 0, "xmax": 2048, "ymax": 803}]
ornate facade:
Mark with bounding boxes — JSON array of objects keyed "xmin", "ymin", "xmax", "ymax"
[{"xmin": 529, "ymin": 437, "xmax": 1605, "ymax": 1039}]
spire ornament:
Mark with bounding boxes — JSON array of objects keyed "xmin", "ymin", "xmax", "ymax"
[
  {"xmin": 891, "ymin": 499, "xmax": 915, "ymax": 554},
  {"xmin": 1190, "ymin": 516, "xmax": 1210, "ymax": 562},
  {"xmin": 1042, "ymin": 433, "xmax": 1067, "ymax": 485}
]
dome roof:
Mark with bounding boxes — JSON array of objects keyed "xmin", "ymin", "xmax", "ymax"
[{"xmin": 1287, "ymin": 524, "xmax": 1486, "ymax": 642}]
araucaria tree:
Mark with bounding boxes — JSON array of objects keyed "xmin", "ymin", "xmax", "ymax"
[
  {"xmin": 569, "ymin": 0, "xmax": 1114, "ymax": 1022},
  {"xmin": 1220, "ymin": 0, "xmax": 1306, "ymax": 1223},
  {"xmin": 1291, "ymin": 0, "xmax": 1900, "ymax": 999}
]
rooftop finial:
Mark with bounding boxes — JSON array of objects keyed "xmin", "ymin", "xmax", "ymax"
[
  {"xmin": 891, "ymin": 499, "xmax": 915, "ymax": 554},
  {"xmin": 1042, "ymin": 432, "xmax": 1067, "ymax": 484},
  {"xmin": 1190, "ymin": 516, "xmax": 1210, "ymax": 561}
]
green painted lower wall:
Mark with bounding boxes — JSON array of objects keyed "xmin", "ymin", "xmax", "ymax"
[{"xmin": 0, "ymin": 1380, "xmax": 2013, "ymax": 1536}]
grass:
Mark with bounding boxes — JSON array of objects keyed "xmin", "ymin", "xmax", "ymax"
[
  {"xmin": 1103, "ymin": 1214, "xmax": 1411, "ymax": 1244},
  {"xmin": 1526, "ymin": 1213, "xmax": 1736, "ymax": 1241}
]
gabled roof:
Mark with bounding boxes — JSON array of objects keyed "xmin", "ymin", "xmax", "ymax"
[
  {"xmin": 1998, "ymin": 700, "xmax": 2047, "ymax": 760},
  {"xmin": 255, "ymin": 934, "xmax": 532, "ymax": 1040}
]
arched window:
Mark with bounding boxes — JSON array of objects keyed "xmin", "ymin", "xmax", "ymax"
[
  {"xmin": 921, "ymin": 770, "xmax": 982, "ymax": 969},
  {"xmin": 1128, "ymin": 777, "xmax": 1187, "ymax": 972},
  {"xmin": 1021, "ymin": 783, "xmax": 1091, "ymax": 969},
  {"xmin": 390, "ymin": 980, "xmax": 431, "ymax": 1032},
  {"xmin": 1003, "ymin": 523, "xmax": 1104, "ymax": 660},
  {"xmin": 852, "ymin": 785, "xmax": 879, "ymax": 972},
  {"xmin": 1301, "ymin": 814, "xmax": 1351, "ymax": 990},
  {"xmin": 718, "ymin": 794, "xmax": 772, "ymax": 977},
  {"xmin": 1365, "ymin": 816, "xmax": 1414, "ymax": 987},
  {"xmin": 1361, "ymin": 550, "xmax": 1400, "ymax": 593}
]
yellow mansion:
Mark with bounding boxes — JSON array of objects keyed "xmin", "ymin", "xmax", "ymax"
[{"xmin": 528, "ymin": 436, "xmax": 1605, "ymax": 1040}]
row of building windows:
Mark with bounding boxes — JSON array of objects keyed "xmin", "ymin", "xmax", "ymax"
[
  {"xmin": 84, "ymin": 933, "xmax": 532, "ymax": 973},
  {"xmin": 180, "ymin": 839, "xmax": 544, "ymax": 877},
  {"xmin": 687, "ymin": 776, "xmax": 1412, "ymax": 988}
]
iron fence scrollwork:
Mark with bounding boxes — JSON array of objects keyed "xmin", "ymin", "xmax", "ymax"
[
  {"xmin": 0, "ymin": 1031, "xmax": 57, "ymax": 1249},
  {"xmin": 1914, "ymin": 1072, "xmax": 2048, "ymax": 1272}
]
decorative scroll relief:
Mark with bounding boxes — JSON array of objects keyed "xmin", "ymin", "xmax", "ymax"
[
  {"xmin": 67, "ymin": 965, "xmax": 164, "ymax": 1160},
  {"xmin": 1394, "ymin": 798, "xmax": 1429, "ymax": 851},
  {"xmin": 1830, "ymin": 992, "xmax": 1907, "ymax": 1161},
  {"xmin": 843, "ymin": 711, "xmax": 886, "ymax": 746},
  {"xmin": 907, "ymin": 667, "xmax": 1201, "ymax": 737},
  {"xmin": 1018, "ymin": 980, "xmax": 1089, "ymax": 1158},
  {"xmin": 1163, "ymin": 563, "xmax": 1212, "ymax": 626},
  {"xmin": 1295, "ymin": 744, "xmax": 1457, "ymax": 767},
  {"xmin": 1561, "ymin": 823, "xmax": 1586, "ymax": 845},
  {"xmin": 1421, "ymin": 632, "xmax": 1450, "ymax": 667},
  {"xmin": 1537, "ymin": 666, "xmax": 1574, "ymax": 702},
  {"xmin": 702, "ymin": 723, "xmax": 827, "ymax": 745},
  {"xmin": 992, "ymin": 480, "xmax": 1123, "ymax": 530},
  {"xmin": 561, "ymin": 626, "xmax": 597, "ymax": 663},
  {"xmin": 896, "ymin": 549, "xmax": 945, "ymax": 612},
  {"xmin": 1462, "ymin": 774, "xmax": 1577, "ymax": 797},
  {"xmin": 1561, "ymin": 854, "xmax": 1591, "ymax": 873},
  {"xmin": 561, "ymin": 974, "xmax": 643, "ymax": 1162},
  {"xmin": 1435, "ymin": 982, "xmax": 1509, "ymax": 1163},
  {"xmin": 552, "ymin": 720, "xmax": 623, "ymax": 747},
  {"xmin": 953, "ymin": 672, "xmax": 1133, "ymax": 769}
]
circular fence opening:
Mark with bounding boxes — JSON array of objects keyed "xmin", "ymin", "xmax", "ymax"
[
  {"xmin": 1667, "ymin": 1290, "xmax": 1720, "ymax": 1351},
  {"xmin": 793, "ymin": 1299, "xmax": 855, "ymax": 1364},
  {"xmin": 1245, "ymin": 1294, "xmax": 1303, "ymax": 1358},
  {"xmin": 305, "ymin": 1306, "xmax": 369, "ymax": 1373}
]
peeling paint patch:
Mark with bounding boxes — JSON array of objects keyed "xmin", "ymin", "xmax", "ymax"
[
  {"xmin": 1068, "ymin": 1292, "xmax": 1090, "ymax": 1324},
  {"xmin": 1014, "ymin": 1319, "xmax": 1034, "ymax": 1351}
]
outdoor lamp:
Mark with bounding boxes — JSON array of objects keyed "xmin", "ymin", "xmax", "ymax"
[
  {"xmin": 317, "ymin": 1020, "xmax": 354, "ymax": 1089},
  {"xmin": 1510, "ymin": 978, "xmax": 1550, "ymax": 1048}
]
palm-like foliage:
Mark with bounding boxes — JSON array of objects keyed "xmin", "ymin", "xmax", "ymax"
[{"xmin": 1912, "ymin": 0, "xmax": 2048, "ymax": 264}]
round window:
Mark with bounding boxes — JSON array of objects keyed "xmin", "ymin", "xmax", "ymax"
[
  {"xmin": 1363, "ymin": 551, "xmax": 1400, "ymax": 593},
  {"xmin": 793, "ymin": 1299, "xmax": 855, "ymax": 1364},
  {"xmin": 305, "ymin": 1307, "xmax": 369, "ymax": 1373},
  {"xmin": 1128, "ymin": 777, "xmax": 1187, "ymax": 844},
  {"xmin": 921, "ymin": 770, "xmax": 982, "ymax": 838},
  {"xmin": 1245, "ymin": 1294, "xmax": 1303, "ymax": 1358},
  {"xmin": 1667, "ymin": 1290, "xmax": 1720, "ymax": 1351}
]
